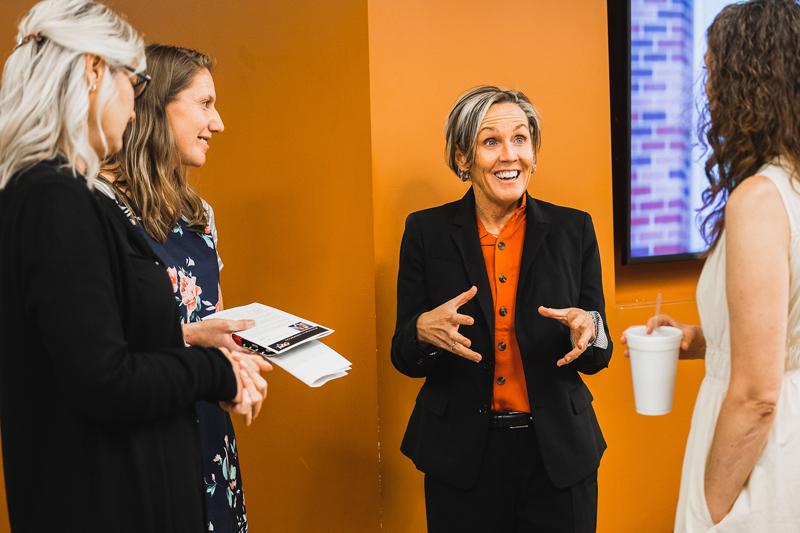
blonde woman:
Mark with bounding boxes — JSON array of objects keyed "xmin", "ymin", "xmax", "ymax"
[{"xmin": 0, "ymin": 1, "xmax": 268, "ymax": 531}]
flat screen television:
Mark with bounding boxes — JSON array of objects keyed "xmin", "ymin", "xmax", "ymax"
[{"xmin": 608, "ymin": 0, "xmax": 739, "ymax": 264}]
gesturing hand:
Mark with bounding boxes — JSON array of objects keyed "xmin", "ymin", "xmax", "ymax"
[
  {"xmin": 416, "ymin": 285, "xmax": 482, "ymax": 363},
  {"xmin": 538, "ymin": 306, "xmax": 596, "ymax": 367},
  {"xmin": 183, "ymin": 318, "xmax": 256, "ymax": 352}
]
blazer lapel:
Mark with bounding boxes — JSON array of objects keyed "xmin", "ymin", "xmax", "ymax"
[
  {"xmin": 518, "ymin": 194, "xmax": 551, "ymax": 300},
  {"xmin": 450, "ymin": 188, "xmax": 495, "ymax": 335}
]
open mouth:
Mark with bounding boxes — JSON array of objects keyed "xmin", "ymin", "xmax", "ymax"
[
  {"xmin": 198, "ymin": 136, "xmax": 210, "ymax": 148},
  {"xmin": 494, "ymin": 170, "xmax": 520, "ymax": 181}
]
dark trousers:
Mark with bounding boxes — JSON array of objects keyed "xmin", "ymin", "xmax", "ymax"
[{"xmin": 424, "ymin": 425, "xmax": 597, "ymax": 533}]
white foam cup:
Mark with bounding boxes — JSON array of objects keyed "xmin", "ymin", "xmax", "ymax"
[{"xmin": 626, "ymin": 325, "xmax": 683, "ymax": 415}]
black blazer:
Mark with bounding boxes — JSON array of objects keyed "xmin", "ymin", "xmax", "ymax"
[
  {"xmin": 0, "ymin": 161, "xmax": 237, "ymax": 532},
  {"xmin": 391, "ymin": 188, "xmax": 612, "ymax": 490}
]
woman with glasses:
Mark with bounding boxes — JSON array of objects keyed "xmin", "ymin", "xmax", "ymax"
[
  {"xmin": 102, "ymin": 44, "xmax": 262, "ymax": 533},
  {"xmin": 0, "ymin": 1, "xmax": 269, "ymax": 531}
]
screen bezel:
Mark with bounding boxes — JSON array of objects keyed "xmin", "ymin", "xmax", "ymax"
[{"xmin": 608, "ymin": 0, "xmax": 705, "ymax": 265}]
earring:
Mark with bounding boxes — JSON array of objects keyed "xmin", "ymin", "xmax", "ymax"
[
  {"xmin": 458, "ymin": 168, "xmax": 470, "ymax": 182},
  {"xmin": 532, "ymin": 163, "xmax": 538, "ymax": 174},
  {"xmin": 90, "ymin": 83, "xmax": 97, "ymax": 93}
]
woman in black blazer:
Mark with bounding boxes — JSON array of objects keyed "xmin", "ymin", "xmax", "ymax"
[
  {"xmin": 0, "ymin": 2, "xmax": 267, "ymax": 531},
  {"xmin": 392, "ymin": 86, "xmax": 612, "ymax": 532}
]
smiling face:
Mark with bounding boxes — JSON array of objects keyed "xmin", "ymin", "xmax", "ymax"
[
  {"xmin": 165, "ymin": 68, "xmax": 224, "ymax": 167},
  {"xmin": 459, "ymin": 102, "xmax": 535, "ymax": 212}
]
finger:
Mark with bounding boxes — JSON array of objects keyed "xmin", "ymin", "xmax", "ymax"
[
  {"xmin": 620, "ymin": 332, "xmax": 627, "ymax": 344},
  {"xmin": 556, "ymin": 346, "xmax": 584, "ymax": 367},
  {"xmin": 538, "ymin": 306, "xmax": 568, "ymax": 322},
  {"xmin": 451, "ymin": 343, "xmax": 482, "ymax": 363},
  {"xmin": 451, "ymin": 331, "xmax": 473, "ymax": 348},
  {"xmin": 220, "ymin": 348, "xmax": 244, "ymax": 404},
  {"xmin": 241, "ymin": 369, "xmax": 262, "ymax": 403},
  {"xmin": 451, "ymin": 313, "xmax": 475, "ymax": 326},
  {"xmin": 234, "ymin": 352, "xmax": 260, "ymax": 372},
  {"xmin": 253, "ymin": 399, "xmax": 263, "ymax": 420},
  {"xmin": 248, "ymin": 354, "xmax": 273, "ymax": 373},
  {"xmin": 645, "ymin": 314, "xmax": 673, "ymax": 334},
  {"xmin": 624, "ymin": 348, "xmax": 630, "ymax": 358},
  {"xmin": 567, "ymin": 311, "xmax": 586, "ymax": 331},
  {"xmin": 222, "ymin": 336, "xmax": 242, "ymax": 352},
  {"xmin": 452, "ymin": 285, "xmax": 478, "ymax": 308},
  {"xmin": 576, "ymin": 326, "xmax": 594, "ymax": 351},
  {"xmin": 237, "ymin": 389, "xmax": 252, "ymax": 415},
  {"xmin": 228, "ymin": 319, "xmax": 256, "ymax": 332},
  {"xmin": 249, "ymin": 369, "xmax": 268, "ymax": 390}
]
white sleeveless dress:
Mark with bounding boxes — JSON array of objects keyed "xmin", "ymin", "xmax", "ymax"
[{"xmin": 674, "ymin": 163, "xmax": 800, "ymax": 532}]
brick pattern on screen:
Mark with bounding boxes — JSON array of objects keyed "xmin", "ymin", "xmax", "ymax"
[{"xmin": 630, "ymin": 0, "xmax": 693, "ymax": 258}]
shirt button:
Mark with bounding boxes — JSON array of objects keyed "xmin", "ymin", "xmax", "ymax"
[
  {"xmin": 498, "ymin": 341, "xmax": 507, "ymax": 351},
  {"xmin": 499, "ymin": 307, "xmax": 507, "ymax": 317},
  {"xmin": 499, "ymin": 274, "xmax": 507, "ymax": 283},
  {"xmin": 496, "ymin": 376, "xmax": 506, "ymax": 385},
  {"xmin": 498, "ymin": 241, "xmax": 506, "ymax": 250}
]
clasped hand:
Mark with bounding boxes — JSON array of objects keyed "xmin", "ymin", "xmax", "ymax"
[
  {"xmin": 183, "ymin": 318, "xmax": 273, "ymax": 425},
  {"xmin": 218, "ymin": 346, "xmax": 272, "ymax": 426}
]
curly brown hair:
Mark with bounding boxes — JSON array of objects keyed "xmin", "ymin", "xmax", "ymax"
[{"xmin": 700, "ymin": 0, "xmax": 800, "ymax": 249}]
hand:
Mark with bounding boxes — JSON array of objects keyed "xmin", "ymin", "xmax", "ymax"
[
  {"xmin": 416, "ymin": 286, "xmax": 482, "ymax": 363},
  {"xmin": 538, "ymin": 306, "xmax": 596, "ymax": 367},
  {"xmin": 183, "ymin": 319, "xmax": 255, "ymax": 352},
  {"xmin": 218, "ymin": 347, "xmax": 273, "ymax": 425},
  {"xmin": 620, "ymin": 314, "xmax": 701, "ymax": 359}
]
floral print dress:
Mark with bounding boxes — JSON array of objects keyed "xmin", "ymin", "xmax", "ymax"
[
  {"xmin": 100, "ymin": 184, "xmax": 248, "ymax": 533},
  {"xmin": 142, "ymin": 204, "xmax": 248, "ymax": 533}
]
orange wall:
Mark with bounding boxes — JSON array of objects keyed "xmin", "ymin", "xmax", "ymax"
[
  {"xmin": 0, "ymin": 1, "xmax": 380, "ymax": 532},
  {"xmin": 368, "ymin": 1, "xmax": 706, "ymax": 531},
  {"xmin": 0, "ymin": 1, "xmax": 709, "ymax": 532}
]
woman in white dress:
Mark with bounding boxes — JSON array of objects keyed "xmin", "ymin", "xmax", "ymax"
[{"xmin": 623, "ymin": 1, "xmax": 800, "ymax": 531}]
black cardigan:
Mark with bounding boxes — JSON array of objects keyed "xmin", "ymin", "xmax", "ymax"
[{"xmin": 0, "ymin": 161, "xmax": 237, "ymax": 532}]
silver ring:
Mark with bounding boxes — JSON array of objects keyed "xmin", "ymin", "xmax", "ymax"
[{"xmin": 450, "ymin": 341, "xmax": 457, "ymax": 351}]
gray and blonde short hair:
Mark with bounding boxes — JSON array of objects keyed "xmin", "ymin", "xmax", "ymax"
[{"xmin": 445, "ymin": 85, "xmax": 541, "ymax": 180}]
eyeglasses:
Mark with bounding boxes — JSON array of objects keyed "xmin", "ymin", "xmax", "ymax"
[{"xmin": 123, "ymin": 65, "xmax": 151, "ymax": 99}]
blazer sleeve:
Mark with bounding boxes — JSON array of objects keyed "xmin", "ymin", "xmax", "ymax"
[
  {"xmin": 574, "ymin": 213, "xmax": 613, "ymax": 374},
  {"xmin": 24, "ymin": 181, "xmax": 237, "ymax": 423},
  {"xmin": 391, "ymin": 213, "xmax": 441, "ymax": 378}
]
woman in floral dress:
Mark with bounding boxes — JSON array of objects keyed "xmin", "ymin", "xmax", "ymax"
[{"xmin": 101, "ymin": 44, "xmax": 266, "ymax": 533}]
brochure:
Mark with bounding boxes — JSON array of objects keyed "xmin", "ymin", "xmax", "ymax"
[{"xmin": 204, "ymin": 303, "xmax": 350, "ymax": 387}]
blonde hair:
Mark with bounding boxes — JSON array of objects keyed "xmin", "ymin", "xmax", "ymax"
[
  {"xmin": 0, "ymin": 0, "xmax": 144, "ymax": 189},
  {"xmin": 105, "ymin": 44, "xmax": 213, "ymax": 242}
]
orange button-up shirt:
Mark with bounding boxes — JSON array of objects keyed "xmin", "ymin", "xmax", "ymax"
[{"xmin": 477, "ymin": 197, "xmax": 531, "ymax": 413}]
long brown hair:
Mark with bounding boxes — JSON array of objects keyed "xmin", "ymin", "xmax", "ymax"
[
  {"xmin": 700, "ymin": 0, "xmax": 800, "ymax": 249},
  {"xmin": 105, "ymin": 44, "xmax": 213, "ymax": 242}
]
